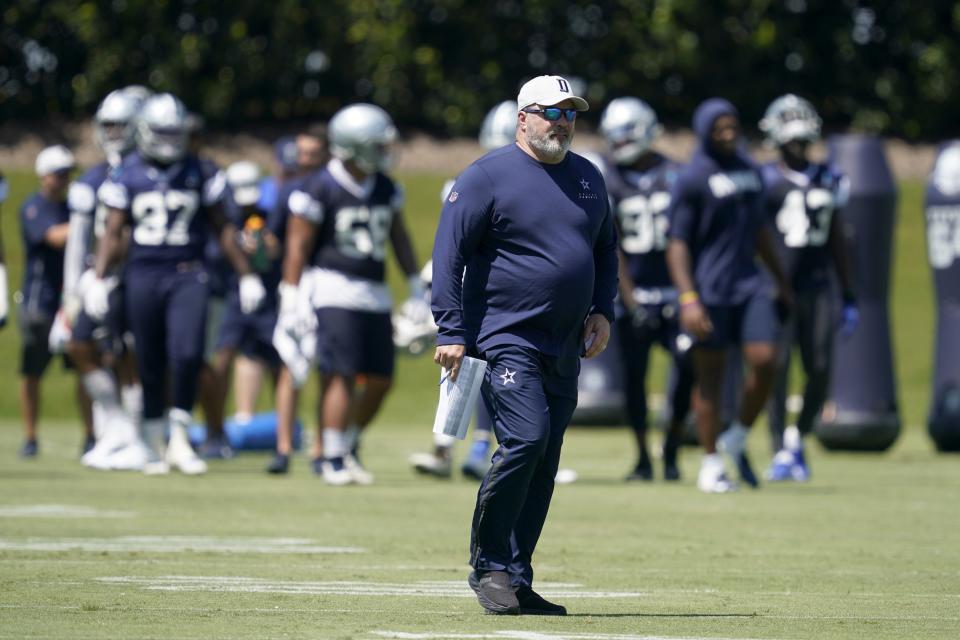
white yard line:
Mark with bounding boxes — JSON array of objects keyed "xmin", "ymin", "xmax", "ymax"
[
  {"xmin": 0, "ymin": 536, "xmax": 364, "ymax": 554},
  {"xmin": 0, "ymin": 504, "xmax": 135, "ymax": 518}
]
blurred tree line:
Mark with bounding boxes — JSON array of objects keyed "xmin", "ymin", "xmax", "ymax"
[{"xmin": 2, "ymin": 0, "xmax": 958, "ymax": 139}]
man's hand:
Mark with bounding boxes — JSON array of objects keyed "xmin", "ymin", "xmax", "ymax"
[
  {"xmin": 434, "ymin": 344, "xmax": 466, "ymax": 381},
  {"xmin": 680, "ymin": 300, "xmax": 713, "ymax": 341},
  {"xmin": 581, "ymin": 313, "xmax": 610, "ymax": 359}
]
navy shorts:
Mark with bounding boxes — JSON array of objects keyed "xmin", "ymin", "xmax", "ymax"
[
  {"xmin": 72, "ymin": 284, "xmax": 129, "ymax": 355},
  {"xmin": 215, "ymin": 292, "xmax": 280, "ymax": 366},
  {"xmin": 696, "ymin": 291, "xmax": 780, "ymax": 350},
  {"xmin": 18, "ymin": 309, "xmax": 72, "ymax": 376},
  {"xmin": 315, "ymin": 308, "xmax": 394, "ymax": 377}
]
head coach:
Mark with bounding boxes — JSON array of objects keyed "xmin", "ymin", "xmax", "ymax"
[{"xmin": 430, "ymin": 75, "xmax": 619, "ymax": 615}]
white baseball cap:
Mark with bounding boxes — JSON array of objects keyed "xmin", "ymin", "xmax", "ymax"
[
  {"xmin": 517, "ymin": 75, "xmax": 589, "ymax": 112},
  {"xmin": 35, "ymin": 145, "xmax": 76, "ymax": 177},
  {"xmin": 226, "ymin": 161, "xmax": 262, "ymax": 207}
]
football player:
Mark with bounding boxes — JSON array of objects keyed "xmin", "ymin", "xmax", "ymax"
[
  {"xmin": 18, "ymin": 146, "xmax": 93, "ymax": 457},
  {"xmin": 207, "ymin": 161, "xmax": 283, "ymax": 448},
  {"xmin": 88, "ymin": 93, "xmax": 265, "ymax": 475},
  {"xmin": 758, "ymin": 95, "xmax": 857, "ymax": 481},
  {"xmin": 265, "ymin": 127, "xmax": 329, "ymax": 475},
  {"xmin": 62, "ymin": 87, "xmax": 150, "ymax": 470},
  {"xmin": 407, "ymin": 101, "xmax": 515, "ymax": 480},
  {"xmin": 598, "ymin": 97, "xmax": 694, "ymax": 481},
  {"xmin": 281, "ymin": 103, "xmax": 428, "ymax": 485}
]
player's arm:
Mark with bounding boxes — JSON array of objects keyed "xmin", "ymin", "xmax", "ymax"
[
  {"xmin": 389, "ymin": 209, "xmax": 420, "ymax": 278},
  {"xmin": 665, "ymin": 174, "xmax": 712, "ymax": 340},
  {"xmin": 756, "ymin": 223, "xmax": 793, "ymax": 307},
  {"xmin": 208, "ymin": 200, "xmax": 254, "ymax": 276},
  {"xmin": 93, "ymin": 207, "xmax": 126, "ymax": 278}
]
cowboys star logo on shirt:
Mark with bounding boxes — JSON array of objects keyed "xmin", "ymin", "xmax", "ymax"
[{"xmin": 578, "ymin": 176, "xmax": 598, "ymax": 200}]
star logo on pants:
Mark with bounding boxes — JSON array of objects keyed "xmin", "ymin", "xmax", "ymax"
[{"xmin": 499, "ymin": 367, "xmax": 517, "ymax": 385}]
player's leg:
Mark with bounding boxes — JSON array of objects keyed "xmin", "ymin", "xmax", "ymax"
[
  {"xmin": 232, "ymin": 355, "xmax": 264, "ymax": 422},
  {"xmin": 767, "ymin": 308, "xmax": 800, "ymax": 480},
  {"xmin": 317, "ymin": 372, "xmax": 355, "ymax": 484},
  {"xmin": 125, "ymin": 272, "xmax": 171, "ymax": 473},
  {"xmin": 17, "ymin": 314, "xmax": 54, "ymax": 457},
  {"xmin": 662, "ymin": 331, "xmax": 694, "ymax": 481},
  {"xmin": 791, "ymin": 289, "xmax": 836, "ymax": 480},
  {"xmin": 720, "ymin": 294, "xmax": 780, "ymax": 488},
  {"xmin": 617, "ymin": 313, "xmax": 655, "ymax": 481},
  {"xmin": 164, "ymin": 267, "xmax": 209, "ymax": 474},
  {"xmin": 198, "ymin": 293, "xmax": 230, "ymax": 458},
  {"xmin": 692, "ymin": 345, "xmax": 731, "ymax": 492},
  {"xmin": 267, "ymin": 365, "xmax": 299, "ymax": 474}
]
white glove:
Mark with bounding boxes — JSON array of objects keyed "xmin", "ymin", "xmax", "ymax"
[
  {"xmin": 273, "ymin": 282, "xmax": 318, "ymax": 388},
  {"xmin": 48, "ymin": 308, "xmax": 72, "ymax": 353},
  {"xmin": 0, "ymin": 264, "xmax": 8, "ymax": 329},
  {"xmin": 84, "ymin": 275, "xmax": 117, "ymax": 321},
  {"xmin": 239, "ymin": 273, "xmax": 266, "ymax": 314},
  {"xmin": 402, "ymin": 274, "xmax": 433, "ymax": 324}
]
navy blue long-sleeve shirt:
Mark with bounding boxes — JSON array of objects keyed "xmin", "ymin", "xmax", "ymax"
[{"xmin": 431, "ymin": 143, "xmax": 618, "ymax": 362}]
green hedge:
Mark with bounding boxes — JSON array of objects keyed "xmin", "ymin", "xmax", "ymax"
[{"xmin": 3, "ymin": 1, "xmax": 958, "ymax": 139}]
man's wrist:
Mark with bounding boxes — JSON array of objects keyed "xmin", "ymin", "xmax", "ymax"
[{"xmin": 679, "ymin": 290, "xmax": 699, "ymax": 308}]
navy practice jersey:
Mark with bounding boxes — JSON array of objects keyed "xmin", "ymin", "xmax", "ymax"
[
  {"xmin": 288, "ymin": 159, "xmax": 402, "ymax": 283},
  {"xmin": 668, "ymin": 99, "xmax": 766, "ymax": 306},
  {"xmin": 762, "ymin": 161, "xmax": 847, "ymax": 292},
  {"xmin": 19, "ymin": 192, "xmax": 69, "ymax": 318},
  {"xmin": 98, "ymin": 151, "xmax": 226, "ymax": 272},
  {"xmin": 432, "ymin": 144, "xmax": 618, "ymax": 360},
  {"xmin": 602, "ymin": 153, "xmax": 681, "ymax": 289}
]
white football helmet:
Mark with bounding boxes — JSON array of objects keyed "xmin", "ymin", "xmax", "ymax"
[
  {"xmin": 94, "ymin": 89, "xmax": 144, "ymax": 159},
  {"xmin": 121, "ymin": 85, "xmax": 153, "ymax": 104},
  {"xmin": 759, "ymin": 94, "xmax": 822, "ymax": 146},
  {"xmin": 479, "ymin": 101, "xmax": 517, "ymax": 150},
  {"xmin": 328, "ymin": 103, "xmax": 397, "ymax": 174},
  {"xmin": 136, "ymin": 93, "xmax": 189, "ymax": 164},
  {"xmin": 600, "ymin": 97, "xmax": 663, "ymax": 165},
  {"xmin": 932, "ymin": 144, "xmax": 960, "ymax": 197}
]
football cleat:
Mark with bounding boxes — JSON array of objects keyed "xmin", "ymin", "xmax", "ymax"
[
  {"xmin": 319, "ymin": 456, "xmax": 355, "ymax": 486},
  {"xmin": 410, "ymin": 450, "xmax": 452, "ymax": 478},
  {"xmin": 266, "ymin": 453, "xmax": 290, "ymax": 475},
  {"xmin": 19, "ymin": 439, "xmax": 38, "ymax": 459},
  {"xmin": 164, "ymin": 433, "xmax": 207, "ymax": 475},
  {"xmin": 766, "ymin": 449, "xmax": 795, "ymax": 482},
  {"xmin": 104, "ymin": 439, "xmax": 150, "ymax": 472},
  {"xmin": 697, "ymin": 455, "xmax": 736, "ymax": 493},
  {"xmin": 344, "ymin": 453, "xmax": 374, "ymax": 485},
  {"xmin": 718, "ymin": 425, "xmax": 758, "ymax": 488},
  {"xmin": 200, "ymin": 435, "xmax": 234, "ymax": 460}
]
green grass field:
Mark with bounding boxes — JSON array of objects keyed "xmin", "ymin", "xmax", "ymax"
[{"xmin": 1, "ymin": 168, "xmax": 958, "ymax": 639}]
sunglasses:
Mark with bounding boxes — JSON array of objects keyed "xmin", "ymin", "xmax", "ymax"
[{"xmin": 523, "ymin": 107, "xmax": 578, "ymax": 122}]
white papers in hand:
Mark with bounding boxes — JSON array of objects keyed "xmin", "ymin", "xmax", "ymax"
[{"xmin": 433, "ymin": 356, "xmax": 487, "ymax": 440}]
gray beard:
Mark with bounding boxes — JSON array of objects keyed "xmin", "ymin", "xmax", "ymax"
[{"xmin": 525, "ymin": 128, "xmax": 571, "ymax": 162}]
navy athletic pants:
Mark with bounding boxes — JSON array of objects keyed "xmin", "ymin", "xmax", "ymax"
[{"xmin": 470, "ymin": 344, "xmax": 578, "ymax": 588}]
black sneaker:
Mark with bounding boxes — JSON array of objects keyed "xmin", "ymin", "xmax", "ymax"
[
  {"xmin": 266, "ymin": 453, "xmax": 289, "ymax": 475},
  {"xmin": 468, "ymin": 570, "xmax": 519, "ymax": 615},
  {"xmin": 625, "ymin": 458, "xmax": 653, "ymax": 481},
  {"xmin": 516, "ymin": 585, "xmax": 567, "ymax": 616},
  {"xmin": 663, "ymin": 460, "xmax": 681, "ymax": 481}
]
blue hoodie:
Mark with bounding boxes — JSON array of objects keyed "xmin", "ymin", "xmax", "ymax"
[{"xmin": 667, "ymin": 98, "xmax": 766, "ymax": 305}]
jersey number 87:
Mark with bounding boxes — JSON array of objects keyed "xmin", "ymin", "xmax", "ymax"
[{"xmin": 131, "ymin": 190, "xmax": 199, "ymax": 246}]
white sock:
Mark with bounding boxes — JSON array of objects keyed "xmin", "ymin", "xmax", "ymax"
[
  {"xmin": 723, "ymin": 422, "xmax": 749, "ymax": 452},
  {"xmin": 142, "ymin": 418, "xmax": 167, "ymax": 456},
  {"xmin": 783, "ymin": 425, "xmax": 802, "ymax": 452},
  {"xmin": 121, "ymin": 384, "xmax": 143, "ymax": 425},
  {"xmin": 83, "ymin": 370, "xmax": 128, "ymax": 428},
  {"xmin": 168, "ymin": 408, "xmax": 192, "ymax": 446},
  {"xmin": 323, "ymin": 428, "xmax": 349, "ymax": 459},
  {"xmin": 433, "ymin": 432, "xmax": 456, "ymax": 448},
  {"xmin": 702, "ymin": 452, "xmax": 725, "ymax": 471}
]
